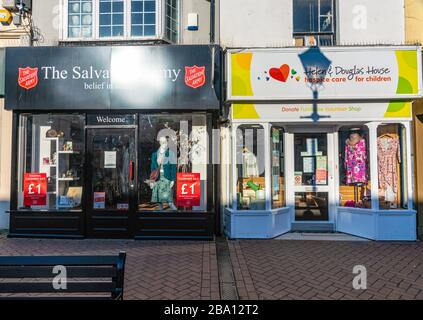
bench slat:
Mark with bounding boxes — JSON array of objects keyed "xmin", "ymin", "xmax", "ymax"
[
  {"xmin": 0, "ymin": 256, "xmax": 120, "ymax": 266},
  {"xmin": 0, "ymin": 281, "xmax": 116, "ymax": 293},
  {"xmin": 0, "ymin": 296, "xmax": 113, "ymax": 300},
  {"xmin": 0, "ymin": 266, "xmax": 117, "ymax": 278}
]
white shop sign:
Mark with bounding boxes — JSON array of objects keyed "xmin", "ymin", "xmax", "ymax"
[
  {"xmin": 231, "ymin": 101, "xmax": 413, "ymax": 121},
  {"xmin": 228, "ymin": 47, "xmax": 422, "ymax": 101}
]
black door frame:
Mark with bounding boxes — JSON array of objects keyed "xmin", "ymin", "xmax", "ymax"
[{"xmin": 85, "ymin": 126, "xmax": 138, "ymax": 238}]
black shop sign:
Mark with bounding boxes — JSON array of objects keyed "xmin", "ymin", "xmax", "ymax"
[{"xmin": 5, "ymin": 45, "xmax": 221, "ymax": 110}]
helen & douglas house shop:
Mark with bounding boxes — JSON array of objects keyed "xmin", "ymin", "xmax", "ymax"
[
  {"xmin": 5, "ymin": 45, "xmax": 222, "ymax": 239},
  {"xmin": 224, "ymin": 46, "xmax": 422, "ymax": 240}
]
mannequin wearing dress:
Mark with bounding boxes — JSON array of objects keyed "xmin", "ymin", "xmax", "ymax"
[
  {"xmin": 377, "ymin": 133, "xmax": 401, "ymax": 205},
  {"xmin": 344, "ymin": 131, "xmax": 368, "ymax": 184},
  {"xmin": 150, "ymin": 136, "xmax": 177, "ymax": 211}
]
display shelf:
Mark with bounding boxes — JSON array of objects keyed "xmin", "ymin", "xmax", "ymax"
[
  {"xmin": 58, "ymin": 177, "xmax": 80, "ymax": 181},
  {"xmin": 43, "ymin": 135, "xmax": 81, "ymax": 209}
]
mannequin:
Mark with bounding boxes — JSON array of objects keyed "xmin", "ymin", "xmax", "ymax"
[
  {"xmin": 344, "ymin": 129, "xmax": 367, "ymax": 184},
  {"xmin": 242, "ymin": 147, "xmax": 259, "ymax": 178},
  {"xmin": 377, "ymin": 131, "xmax": 401, "ymax": 207},
  {"xmin": 149, "ymin": 136, "xmax": 177, "ymax": 210}
]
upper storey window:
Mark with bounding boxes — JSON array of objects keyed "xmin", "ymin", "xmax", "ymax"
[
  {"xmin": 66, "ymin": 0, "xmax": 179, "ymax": 42},
  {"xmin": 293, "ymin": 0, "xmax": 335, "ymax": 46}
]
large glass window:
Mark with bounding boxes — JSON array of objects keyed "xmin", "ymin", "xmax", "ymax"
[
  {"xmin": 235, "ymin": 125, "xmax": 266, "ymax": 210},
  {"xmin": 67, "ymin": 0, "xmax": 174, "ymax": 40},
  {"xmin": 271, "ymin": 127, "xmax": 285, "ymax": 208},
  {"xmin": 165, "ymin": 0, "xmax": 179, "ymax": 42},
  {"xmin": 293, "ymin": 0, "xmax": 335, "ymax": 46},
  {"xmin": 138, "ymin": 114, "xmax": 208, "ymax": 212},
  {"xmin": 131, "ymin": 0, "xmax": 156, "ymax": 36},
  {"xmin": 99, "ymin": 0, "xmax": 125, "ymax": 37},
  {"xmin": 17, "ymin": 115, "xmax": 85, "ymax": 210},
  {"xmin": 68, "ymin": 0, "xmax": 93, "ymax": 38},
  {"xmin": 377, "ymin": 124, "xmax": 408, "ymax": 210},
  {"xmin": 338, "ymin": 126, "xmax": 371, "ymax": 208}
]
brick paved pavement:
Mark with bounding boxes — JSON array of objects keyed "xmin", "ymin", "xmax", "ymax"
[
  {"xmin": 228, "ymin": 240, "xmax": 423, "ymax": 300},
  {"xmin": 0, "ymin": 238, "xmax": 220, "ymax": 300},
  {"xmin": 1, "ymin": 237, "xmax": 423, "ymax": 300}
]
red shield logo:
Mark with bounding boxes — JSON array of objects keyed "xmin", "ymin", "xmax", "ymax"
[
  {"xmin": 18, "ymin": 67, "xmax": 39, "ymax": 90},
  {"xmin": 185, "ymin": 65, "xmax": 206, "ymax": 89}
]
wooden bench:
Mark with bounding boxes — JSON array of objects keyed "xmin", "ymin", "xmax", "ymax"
[{"xmin": 0, "ymin": 251, "xmax": 126, "ymax": 300}]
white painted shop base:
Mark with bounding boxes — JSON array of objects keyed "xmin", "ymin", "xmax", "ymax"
[{"xmin": 224, "ymin": 207, "xmax": 417, "ymax": 241}]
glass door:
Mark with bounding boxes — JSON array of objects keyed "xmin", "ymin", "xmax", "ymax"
[
  {"xmin": 293, "ymin": 133, "xmax": 333, "ymax": 221},
  {"xmin": 86, "ymin": 128, "xmax": 136, "ymax": 238}
]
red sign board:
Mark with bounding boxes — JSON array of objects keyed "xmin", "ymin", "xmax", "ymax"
[
  {"xmin": 24, "ymin": 173, "xmax": 47, "ymax": 206},
  {"xmin": 18, "ymin": 67, "xmax": 39, "ymax": 90},
  {"xmin": 176, "ymin": 173, "xmax": 201, "ymax": 207},
  {"xmin": 184, "ymin": 65, "xmax": 206, "ymax": 89}
]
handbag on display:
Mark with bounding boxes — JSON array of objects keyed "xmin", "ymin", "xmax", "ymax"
[
  {"xmin": 46, "ymin": 129, "xmax": 58, "ymax": 138},
  {"xmin": 149, "ymin": 167, "xmax": 160, "ymax": 182}
]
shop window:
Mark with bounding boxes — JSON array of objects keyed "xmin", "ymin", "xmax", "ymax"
[
  {"xmin": 271, "ymin": 127, "xmax": 285, "ymax": 208},
  {"xmin": 293, "ymin": 0, "xmax": 335, "ymax": 46},
  {"xmin": 17, "ymin": 114, "xmax": 85, "ymax": 211},
  {"xmin": 338, "ymin": 126, "xmax": 371, "ymax": 208},
  {"xmin": 138, "ymin": 114, "xmax": 208, "ymax": 212},
  {"xmin": 377, "ymin": 124, "xmax": 408, "ymax": 210},
  {"xmin": 236, "ymin": 125, "xmax": 265, "ymax": 210}
]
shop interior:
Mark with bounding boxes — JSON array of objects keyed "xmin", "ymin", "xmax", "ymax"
[{"xmin": 229, "ymin": 121, "xmax": 413, "ymax": 229}]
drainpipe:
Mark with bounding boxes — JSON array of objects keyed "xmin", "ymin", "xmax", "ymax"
[{"xmin": 210, "ymin": 0, "xmax": 215, "ymax": 44}]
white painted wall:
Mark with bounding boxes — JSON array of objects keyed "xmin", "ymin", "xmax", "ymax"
[
  {"xmin": 220, "ymin": 0, "xmax": 405, "ymax": 48},
  {"xmin": 337, "ymin": 0, "xmax": 405, "ymax": 45},
  {"xmin": 31, "ymin": 0, "xmax": 215, "ymax": 45},
  {"xmin": 220, "ymin": 0, "xmax": 293, "ymax": 47}
]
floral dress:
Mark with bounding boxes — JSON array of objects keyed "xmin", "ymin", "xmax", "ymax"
[
  {"xmin": 344, "ymin": 139, "xmax": 368, "ymax": 184},
  {"xmin": 377, "ymin": 136, "xmax": 400, "ymax": 194}
]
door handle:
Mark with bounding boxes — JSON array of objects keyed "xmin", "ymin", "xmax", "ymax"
[{"xmin": 129, "ymin": 160, "xmax": 134, "ymax": 181}]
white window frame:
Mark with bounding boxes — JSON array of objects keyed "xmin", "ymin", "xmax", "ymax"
[
  {"xmin": 163, "ymin": 0, "xmax": 181, "ymax": 43},
  {"xmin": 63, "ymin": 0, "xmax": 180, "ymax": 42}
]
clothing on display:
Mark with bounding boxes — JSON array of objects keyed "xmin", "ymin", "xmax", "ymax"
[
  {"xmin": 150, "ymin": 148, "xmax": 177, "ymax": 183},
  {"xmin": 242, "ymin": 148, "xmax": 259, "ymax": 178},
  {"xmin": 149, "ymin": 137, "xmax": 177, "ymax": 210},
  {"xmin": 344, "ymin": 137, "xmax": 368, "ymax": 184},
  {"xmin": 151, "ymin": 177, "xmax": 174, "ymax": 204},
  {"xmin": 377, "ymin": 133, "xmax": 401, "ymax": 202}
]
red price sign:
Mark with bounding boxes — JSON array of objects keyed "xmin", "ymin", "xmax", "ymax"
[
  {"xmin": 176, "ymin": 173, "xmax": 201, "ymax": 207},
  {"xmin": 24, "ymin": 173, "xmax": 47, "ymax": 206}
]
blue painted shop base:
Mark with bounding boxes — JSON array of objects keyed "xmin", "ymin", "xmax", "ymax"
[{"xmin": 224, "ymin": 207, "xmax": 291, "ymax": 239}]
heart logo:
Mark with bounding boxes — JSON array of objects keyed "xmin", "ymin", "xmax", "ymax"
[{"xmin": 269, "ymin": 64, "xmax": 290, "ymax": 83}]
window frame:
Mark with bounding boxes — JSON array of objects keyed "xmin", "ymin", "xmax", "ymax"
[
  {"xmin": 137, "ymin": 113, "xmax": 210, "ymax": 213},
  {"xmin": 63, "ymin": 0, "xmax": 181, "ymax": 43},
  {"xmin": 292, "ymin": 0, "xmax": 337, "ymax": 46},
  {"xmin": 16, "ymin": 113, "xmax": 86, "ymax": 212},
  {"xmin": 270, "ymin": 125, "xmax": 286, "ymax": 209},
  {"xmin": 232, "ymin": 123, "xmax": 270, "ymax": 211}
]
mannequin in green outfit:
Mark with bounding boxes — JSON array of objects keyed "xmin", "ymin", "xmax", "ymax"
[{"xmin": 149, "ymin": 136, "xmax": 177, "ymax": 210}]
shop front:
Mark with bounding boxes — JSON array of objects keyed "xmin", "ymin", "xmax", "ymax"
[
  {"xmin": 5, "ymin": 45, "xmax": 221, "ymax": 239},
  {"xmin": 224, "ymin": 46, "xmax": 422, "ymax": 240}
]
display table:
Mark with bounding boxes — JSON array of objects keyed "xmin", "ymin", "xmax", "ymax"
[
  {"xmin": 224, "ymin": 207, "xmax": 291, "ymax": 239},
  {"xmin": 336, "ymin": 207, "xmax": 416, "ymax": 240}
]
